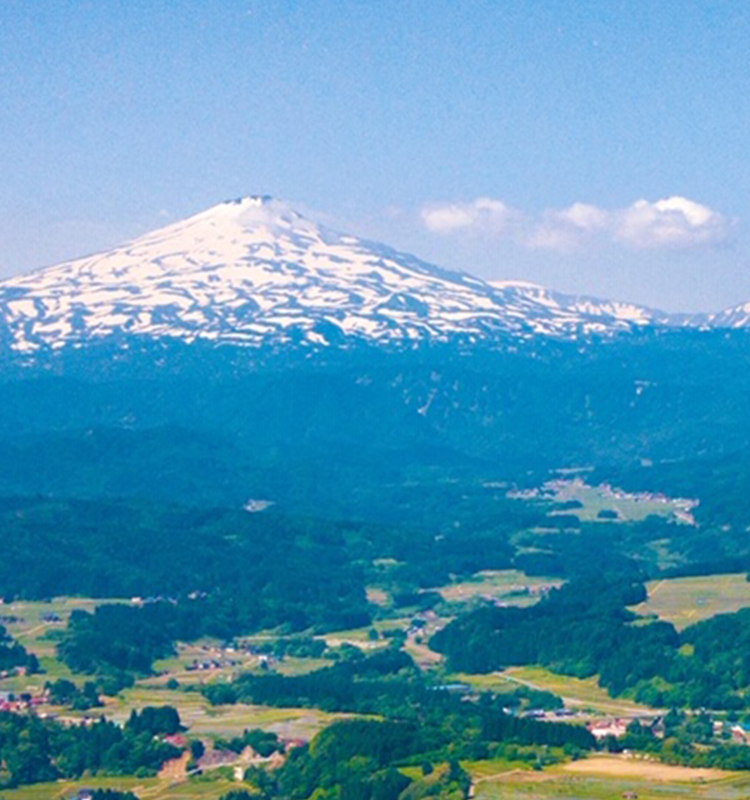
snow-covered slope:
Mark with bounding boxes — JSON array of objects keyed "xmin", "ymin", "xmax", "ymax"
[
  {"xmin": 0, "ymin": 196, "xmax": 734, "ymax": 352},
  {"xmin": 708, "ymin": 301, "xmax": 750, "ymax": 328},
  {"xmin": 487, "ymin": 281, "xmax": 700, "ymax": 336}
]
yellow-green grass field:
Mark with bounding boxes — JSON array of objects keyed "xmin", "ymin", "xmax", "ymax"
[
  {"xmin": 632, "ymin": 573, "xmax": 750, "ymax": 630},
  {"xmin": 547, "ymin": 481, "xmax": 688, "ymax": 524},
  {"xmin": 453, "ymin": 666, "xmax": 659, "ymax": 715},
  {"xmin": 434, "ymin": 570, "xmax": 563, "ymax": 606},
  {"xmin": 61, "ymin": 683, "xmax": 349, "ymax": 740},
  {"xmin": 320, "ymin": 616, "xmax": 422, "ymax": 648},
  {"xmin": 148, "ymin": 643, "xmax": 332, "ymax": 688},
  {"xmin": 474, "ymin": 755, "xmax": 746, "ymax": 800},
  {"xmin": 462, "ymin": 757, "xmax": 534, "ymax": 779}
]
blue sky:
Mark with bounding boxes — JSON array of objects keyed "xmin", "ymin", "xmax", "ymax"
[{"xmin": 1, "ymin": 1, "xmax": 749, "ymax": 311}]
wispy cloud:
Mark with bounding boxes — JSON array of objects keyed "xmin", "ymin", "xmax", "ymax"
[
  {"xmin": 420, "ymin": 196, "xmax": 733, "ymax": 251},
  {"xmin": 421, "ymin": 197, "xmax": 519, "ymax": 235}
]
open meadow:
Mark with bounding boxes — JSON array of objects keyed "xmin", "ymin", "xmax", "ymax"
[
  {"xmin": 454, "ymin": 666, "xmax": 659, "ymax": 715},
  {"xmin": 104, "ymin": 685, "xmax": 346, "ymax": 740},
  {"xmin": 542, "ymin": 479, "xmax": 695, "ymax": 524},
  {"xmin": 632, "ymin": 574, "xmax": 750, "ymax": 630},
  {"xmin": 434, "ymin": 569, "xmax": 562, "ymax": 606}
]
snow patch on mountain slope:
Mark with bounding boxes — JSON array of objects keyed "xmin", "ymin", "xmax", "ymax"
[{"xmin": 0, "ymin": 196, "xmax": 743, "ymax": 352}]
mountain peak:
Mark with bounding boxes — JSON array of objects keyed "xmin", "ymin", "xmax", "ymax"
[
  {"xmin": 172, "ymin": 194, "xmax": 316, "ymax": 238},
  {"xmin": 0, "ymin": 197, "xmax": 747, "ymax": 354}
]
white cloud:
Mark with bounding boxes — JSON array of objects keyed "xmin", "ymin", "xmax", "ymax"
[
  {"xmin": 613, "ymin": 196, "xmax": 731, "ymax": 248},
  {"xmin": 420, "ymin": 197, "xmax": 518, "ymax": 235},
  {"xmin": 419, "ymin": 195, "xmax": 733, "ymax": 251}
]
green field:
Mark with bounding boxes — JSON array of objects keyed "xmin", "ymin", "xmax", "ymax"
[
  {"xmin": 462, "ymin": 757, "xmax": 533, "ymax": 778},
  {"xmin": 58, "ymin": 682, "xmax": 346, "ymax": 741},
  {"xmin": 454, "ymin": 666, "xmax": 658, "ymax": 715},
  {"xmin": 632, "ymin": 573, "xmax": 750, "ymax": 630},
  {"xmin": 435, "ymin": 569, "xmax": 562, "ymax": 606},
  {"xmin": 542, "ymin": 479, "xmax": 694, "ymax": 524}
]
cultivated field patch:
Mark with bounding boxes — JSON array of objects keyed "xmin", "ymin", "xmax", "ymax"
[
  {"xmin": 632, "ymin": 573, "xmax": 750, "ymax": 629},
  {"xmin": 563, "ymin": 755, "xmax": 731, "ymax": 781},
  {"xmin": 498, "ymin": 666, "xmax": 659, "ymax": 714},
  {"xmin": 435, "ymin": 569, "xmax": 562, "ymax": 606}
]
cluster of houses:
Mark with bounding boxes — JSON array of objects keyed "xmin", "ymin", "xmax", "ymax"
[
  {"xmin": 180, "ymin": 641, "xmax": 278, "ymax": 673},
  {"xmin": 586, "ymin": 715, "xmax": 750, "ymax": 743},
  {"xmin": 522, "ymin": 708, "xmax": 577, "ymax": 720},
  {"xmin": 0, "ymin": 689, "xmax": 47, "ymax": 713},
  {"xmin": 588, "ymin": 717, "xmax": 634, "ymax": 740},
  {"xmin": 158, "ymin": 733, "xmax": 305, "ymax": 784},
  {"xmin": 184, "ymin": 657, "xmax": 244, "ymax": 672},
  {"xmin": 510, "ymin": 478, "xmax": 699, "ymax": 526},
  {"xmin": 720, "ymin": 721, "xmax": 750, "ymax": 744},
  {"xmin": 491, "ymin": 583, "xmax": 555, "ymax": 608},
  {"xmin": 0, "ymin": 664, "xmax": 31, "ymax": 680},
  {"xmin": 587, "ymin": 716, "xmax": 669, "ymax": 740},
  {"xmin": 131, "ymin": 590, "xmax": 209, "ymax": 606}
]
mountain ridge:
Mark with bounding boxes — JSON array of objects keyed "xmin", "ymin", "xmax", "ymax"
[{"xmin": 0, "ymin": 195, "xmax": 742, "ymax": 352}]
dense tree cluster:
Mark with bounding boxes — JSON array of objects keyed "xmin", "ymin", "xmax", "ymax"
[
  {"xmin": 0, "ymin": 712, "xmax": 179, "ymax": 788},
  {"xmin": 125, "ymin": 706, "xmax": 182, "ymax": 737},
  {"xmin": 46, "ymin": 678, "xmax": 101, "ymax": 710},
  {"xmin": 215, "ymin": 728, "xmax": 282, "ymax": 757}
]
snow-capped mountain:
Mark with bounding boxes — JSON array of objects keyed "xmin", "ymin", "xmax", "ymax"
[
  {"xmin": 487, "ymin": 281, "xmax": 702, "ymax": 336},
  {"xmin": 708, "ymin": 301, "xmax": 750, "ymax": 328},
  {"xmin": 0, "ymin": 196, "xmax": 738, "ymax": 352}
]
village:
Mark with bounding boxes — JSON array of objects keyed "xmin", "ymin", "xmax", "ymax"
[{"xmin": 509, "ymin": 477, "xmax": 700, "ymax": 526}]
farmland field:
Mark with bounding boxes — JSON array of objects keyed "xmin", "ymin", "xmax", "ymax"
[
  {"xmin": 475, "ymin": 756, "xmax": 747, "ymax": 800},
  {"xmin": 461, "ymin": 666, "xmax": 660, "ymax": 715},
  {"xmin": 632, "ymin": 573, "xmax": 750, "ymax": 629},
  {"xmin": 562, "ymin": 755, "xmax": 730, "ymax": 781},
  {"xmin": 435, "ymin": 569, "xmax": 562, "ymax": 606},
  {"xmin": 539, "ymin": 479, "xmax": 696, "ymax": 524}
]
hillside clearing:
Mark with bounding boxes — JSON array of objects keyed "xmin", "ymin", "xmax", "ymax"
[{"xmin": 633, "ymin": 573, "xmax": 750, "ymax": 629}]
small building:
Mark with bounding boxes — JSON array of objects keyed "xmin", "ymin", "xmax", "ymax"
[
  {"xmin": 589, "ymin": 718, "xmax": 629, "ymax": 739},
  {"xmin": 164, "ymin": 733, "xmax": 189, "ymax": 748}
]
